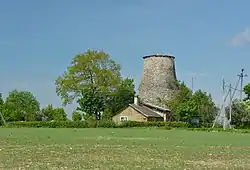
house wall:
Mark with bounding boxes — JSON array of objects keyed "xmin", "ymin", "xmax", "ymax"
[{"xmin": 112, "ymin": 106, "xmax": 147, "ymax": 123}]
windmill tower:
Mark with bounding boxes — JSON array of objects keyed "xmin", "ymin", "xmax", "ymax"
[{"xmin": 138, "ymin": 54, "xmax": 178, "ymax": 105}]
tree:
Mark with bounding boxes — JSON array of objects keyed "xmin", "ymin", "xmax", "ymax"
[
  {"xmin": 243, "ymin": 83, "xmax": 250, "ymax": 101},
  {"xmin": 0, "ymin": 93, "xmax": 4, "ymax": 125},
  {"xmin": 166, "ymin": 81, "xmax": 218, "ymax": 125},
  {"xmin": 55, "ymin": 49, "xmax": 121, "ymax": 105},
  {"xmin": 175, "ymin": 98, "xmax": 198, "ymax": 121},
  {"xmin": 2, "ymin": 90, "xmax": 40, "ymax": 121},
  {"xmin": 227, "ymin": 99, "xmax": 250, "ymax": 128},
  {"xmin": 105, "ymin": 78, "xmax": 135, "ymax": 117},
  {"xmin": 76, "ymin": 87, "xmax": 105, "ymax": 120},
  {"xmin": 0, "ymin": 93, "xmax": 4, "ymax": 112},
  {"xmin": 39, "ymin": 105, "xmax": 68, "ymax": 121},
  {"xmin": 72, "ymin": 111, "xmax": 82, "ymax": 121},
  {"xmin": 166, "ymin": 81, "xmax": 193, "ymax": 121},
  {"xmin": 40, "ymin": 104, "xmax": 54, "ymax": 121},
  {"xmin": 52, "ymin": 108, "xmax": 67, "ymax": 121},
  {"xmin": 55, "ymin": 49, "xmax": 122, "ymax": 120},
  {"xmin": 192, "ymin": 90, "xmax": 218, "ymax": 124}
]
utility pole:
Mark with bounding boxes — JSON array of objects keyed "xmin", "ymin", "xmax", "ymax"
[
  {"xmin": 238, "ymin": 69, "xmax": 247, "ymax": 100},
  {"xmin": 222, "ymin": 78, "xmax": 226, "ymax": 130},
  {"xmin": 229, "ymin": 84, "xmax": 232, "ymax": 126},
  {"xmin": 213, "ymin": 69, "xmax": 246, "ymax": 129}
]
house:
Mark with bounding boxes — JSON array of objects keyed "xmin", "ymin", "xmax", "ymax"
[{"xmin": 112, "ymin": 96, "xmax": 171, "ymax": 123}]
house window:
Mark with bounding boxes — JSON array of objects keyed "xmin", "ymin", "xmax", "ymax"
[{"xmin": 120, "ymin": 116, "xmax": 128, "ymax": 122}]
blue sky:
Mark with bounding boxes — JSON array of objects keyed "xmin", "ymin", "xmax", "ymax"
[{"xmin": 1, "ymin": 0, "xmax": 250, "ymax": 117}]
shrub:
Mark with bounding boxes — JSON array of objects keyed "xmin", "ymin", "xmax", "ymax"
[
  {"xmin": 3, "ymin": 120, "xmax": 250, "ymax": 133},
  {"xmin": 3, "ymin": 120, "xmax": 188, "ymax": 129}
]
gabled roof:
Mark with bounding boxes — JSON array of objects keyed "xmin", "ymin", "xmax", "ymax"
[
  {"xmin": 141, "ymin": 102, "xmax": 170, "ymax": 112},
  {"xmin": 129, "ymin": 104, "xmax": 162, "ymax": 118}
]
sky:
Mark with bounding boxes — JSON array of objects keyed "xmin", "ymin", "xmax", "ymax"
[{"xmin": 1, "ymin": 0, "xmax": 250, "ymax": 118}]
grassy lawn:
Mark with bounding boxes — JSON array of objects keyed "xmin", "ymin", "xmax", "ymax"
[{"xmin": 0, "ymin": 128, "xmax": 250, "ymax": 170}]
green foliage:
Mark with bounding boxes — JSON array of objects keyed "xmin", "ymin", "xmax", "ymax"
[
  {"xmin": 118, "ymin": 121, "xmax": 189, "ymax": 128},
  {"xmin": 77, "ymin": 87, "xmax": 105, "ymax": 120},
  {"xmin": 0, "ymin": 93, "xmax": 4, "ymax": 110},
  {"xmin": 227, "ymin": 99, "xmax": 250, "ymax": 128},
  {"xmin": 175, "ymin": 98, "xmax": 198, "ymax": 122},
  {"xmin": 5, "ymin": 120, "xmax": 250, "ymax": 133},
  {"xmin": 39, "ymin": 104, "xmax": 67, "ymax": 121},
  {"xmin": 72, "ymin": 111, "xmax": 82, "ymax": 121},
  {"xmin": 243, "ymin": 83, "xmax": 250, "ymax": 101},
  {"xmin": 166, "ymin": 81, "xmax": 218, "ymax": 125},
  {"xmin": 166, "ymin": 81, "xmax": 193, "ymax": 120},
  {"xmin": 105, "ymin": 78, "xmax": 135, "ymax": 117},
  {"xmin": 3, "ymin": 120, "xmax": 189, "ymax": 129},
  {"xmin": 52, "ymin": 108, "xmax": 67, "ymax": 121},
  {"xmin": 40, "ymin": 104, "xmax": 54, "ymax": 120},
  {"xmin": 55, "ymin": 49, "xmax": 122, "ymax": 106},
  {"xmin": 192, "ymin": 90, "xmax": 218, "ymax": 124},
  {"xmin": 2, "ymin": 90, "xmax": 40, "ymax": 121}
]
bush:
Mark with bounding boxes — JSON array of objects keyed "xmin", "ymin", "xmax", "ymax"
[
  {"xmin": 3, "ymin": 120, "xmax": 189, "ymax": 129},
  {"xmin": 3, "ymin": 120, "xmax": 250, "ymax": 133}
]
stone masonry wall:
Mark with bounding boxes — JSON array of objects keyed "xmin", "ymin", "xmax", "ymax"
[{"xmin": 138, "ymin": 55, "xmax": 178, "ymax": 105}]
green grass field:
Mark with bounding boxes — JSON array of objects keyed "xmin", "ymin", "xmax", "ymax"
[{"xmin": 0, "ymin": 128, "xmax": 250, "ymax": 170}]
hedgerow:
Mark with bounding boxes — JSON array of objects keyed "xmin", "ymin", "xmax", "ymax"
[
  {"xmin": 3, "ymin": 121, "xmax": 250, "ymax": 133},
  {"xmin": 3, "ymin": 120, "xmax": 188, "ymax": 128}
]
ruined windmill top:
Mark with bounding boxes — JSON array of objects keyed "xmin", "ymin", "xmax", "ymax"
[{"xmin": 143, "ymin": 54, "xmax": 175, "ymax": 59}]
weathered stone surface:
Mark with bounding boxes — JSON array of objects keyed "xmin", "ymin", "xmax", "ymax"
[{"xmin": 138, "ymin": 54, "xmax": 178, "ymax": 105}]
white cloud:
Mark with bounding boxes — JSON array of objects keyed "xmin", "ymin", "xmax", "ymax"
[{"xmin": 231, "ymin": 27, "xmax": 250, "ymax": 46}]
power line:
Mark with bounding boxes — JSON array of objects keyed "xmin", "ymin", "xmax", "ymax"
[{"xmin": 212, "ymin": 69, "xmax": 246, "ymax": 129}]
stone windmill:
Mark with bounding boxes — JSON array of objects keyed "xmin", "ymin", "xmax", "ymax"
[{"xmin": 138, "ymin": 54, "xmax": 178, "ymax": 106}]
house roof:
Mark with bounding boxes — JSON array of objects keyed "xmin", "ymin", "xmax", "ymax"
[
  {"xmin": 129, "ymin": 104, "xmax": 162, "ymax": 118},
  {"xmin": 141, "ymin": 102, "xmax": 170, "ymax": 112}
]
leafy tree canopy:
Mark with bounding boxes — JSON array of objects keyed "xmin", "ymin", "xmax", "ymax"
[
  {"xmin": 40, "ymin": 104, "xmax": 54, "ymax": 121},
  {"xmin": 72, "ymin": 111, "xmax": 82, "ymax": 121},
  {"xmin": 2, "ymin": 90, "xmax": 40, "ymax": 121},
  {"xmin": 166, "ymin": 81, "xmax": 218, "ymax": 124},
  {"xmin": 52, "ymin": 108, "xmax": 67, "ymax": 121},
  {"xmin": 105, "ymin": 78, "xmax": 135, "ymax": 116},
  {"xmin": 55, "ymin": 49, "xmax": 122, "ymax": 106},
  {"xmin": 40, "ymin": 104, "xmax": 67, "ymax": 121},
  {"xmin": 76, "ymin": 87, "xmax": 105, "ymax": 120}
]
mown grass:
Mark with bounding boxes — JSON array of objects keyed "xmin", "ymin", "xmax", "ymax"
[{"xmin": 0, "ymin": 128, "xmax": 250, "ymax": 170}]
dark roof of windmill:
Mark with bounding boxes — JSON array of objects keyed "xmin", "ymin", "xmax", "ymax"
[
  {"xmin": 143, "ymin": 54, "xmax": 175, "ymax": 59},
  {"xmin": 129, "ymin": 104, "xmax": 162, "ymax": 118}
]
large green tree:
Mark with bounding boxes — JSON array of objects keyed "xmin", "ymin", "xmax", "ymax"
[
  {"xmin": 166, "ymin": 81, "xmax": 193, "ymax": 121},
  {"xmin": 76, "ymin": 87, "xmax": 105, "ymax": 120},
  {"xmin": 166, "ymin": 81, "xmax": 217, "ymax": 124},
  {"xmin": 55, "ymin": 49, "xmax": 121, "ymax": 105},
  {"xmin": 105, "ymin": 78, "xmax": 135, "ymax": 117},
  {"xmin": 55, "ymin": 49, "xmax": 122, "ymax": 119},
  {"xmin": 192, "ymin": 90, "xmax": 218, "ymax": 124},
  {"xmin": 2, "ymin": 90, "xmax": 40, "ymax": 121}
]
